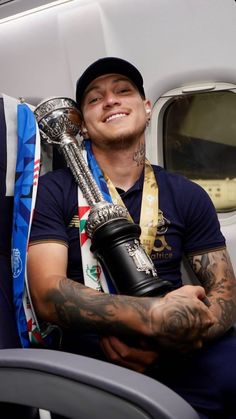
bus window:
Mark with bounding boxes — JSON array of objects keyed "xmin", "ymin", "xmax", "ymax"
[{"xmin": 163, "ymin": 90, "xmax": 236, "ymax": 212}]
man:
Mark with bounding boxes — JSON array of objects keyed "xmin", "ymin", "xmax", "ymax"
[{"xmin": 28, "ymin": 57, "xmax": 236, "ymax": 418}]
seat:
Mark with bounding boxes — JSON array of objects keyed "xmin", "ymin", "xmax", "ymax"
[{"xmin": 0, "ymin": 348, "xmax": 200, "ymax": 419}]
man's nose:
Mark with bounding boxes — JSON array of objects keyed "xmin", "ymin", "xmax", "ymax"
[{"xmin": 103, "ymin": 92, "xmax": 121, "ymax": 108}]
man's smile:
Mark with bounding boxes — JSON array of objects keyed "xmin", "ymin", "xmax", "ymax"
[{"xmin": 104, "ymin": 112, "xmax": 128, "ymax": 123}]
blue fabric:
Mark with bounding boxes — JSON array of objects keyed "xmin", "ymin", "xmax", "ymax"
[
  {"xmin": 84, "ymin": 139, "xmax": 112, "ymax": 202},
  {"xmin": 12, "ymin": 104, "xmax": 37, "ymax": 347}
]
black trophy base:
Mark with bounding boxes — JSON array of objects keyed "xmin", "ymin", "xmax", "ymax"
[{"xmin": 90, "ymin": 218, "xmax": 173, "ymax": 297}]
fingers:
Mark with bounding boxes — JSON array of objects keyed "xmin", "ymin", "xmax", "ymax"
[
  {"xmin": 168, "ymin": 284, "xmax": 206, "ymax": 300},
  {"xmin": 100, "ymin": 336, "xmax": 126, "ymax": 359},
  {"xmin": 190, "ymin": 285, "xmax": 207, "ymax": 300},
  {"xmin": 163, "ymin": 285, "xmax": 214, "ymax": 324},
  {"xmin": 100, "ymin": 336, "xmax": 159, "ymax": 372},
  {"xmin": 150, "ymin": 287, "xmax": 216, "ymax": 350},
  {"xmin": 190, "ymin": 286, "xmax": 211, "ymax": 308},
  {"xmin": 100, "ymin": 336, "xmax": 144, "ymax": 371}
]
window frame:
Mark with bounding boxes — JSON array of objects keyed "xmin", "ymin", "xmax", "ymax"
[{"xmin": 148, "ymin": 81, "xmax": 236, "ymax": 224}]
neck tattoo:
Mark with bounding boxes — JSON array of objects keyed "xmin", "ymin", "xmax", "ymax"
[{"xmin": 133, "ymin": 143, "xmax": 145, "ymax": 166}]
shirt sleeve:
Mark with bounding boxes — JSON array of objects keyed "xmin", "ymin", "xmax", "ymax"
[
  {"xmin": 29, "ymin": 168, "xmax": 76, "ymax": 245},
  {"xmin": 182, "ymin": 179, "xmax": 226, "ymax": 255}
]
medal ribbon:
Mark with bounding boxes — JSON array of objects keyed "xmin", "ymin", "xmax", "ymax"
[
  {"xmin": 104, "ymin": 159, "xmax": 158, "ymax": 255},
  {"xmin": 78, "ymin": 141, "xmax": 115, "ymax": 293}
]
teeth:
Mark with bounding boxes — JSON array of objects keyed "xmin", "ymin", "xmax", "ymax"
[{"xmin": 106, "ymin": 113, "xmax": 127, "ymax": 123}]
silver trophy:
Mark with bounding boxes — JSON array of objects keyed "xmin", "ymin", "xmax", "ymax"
[{"xmin": 34, "ymin": 97, "xmax": 172, "ymax": 296}]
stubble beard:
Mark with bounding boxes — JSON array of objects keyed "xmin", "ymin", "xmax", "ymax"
[{"xmin": 95, "ymin": 125, "xmax": 146, "ymax": 151}]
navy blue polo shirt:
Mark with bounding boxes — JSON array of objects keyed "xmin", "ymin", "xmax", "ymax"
[{"xmin": 29, "ymin": 166, "xmax": 225, "ymax": 289}]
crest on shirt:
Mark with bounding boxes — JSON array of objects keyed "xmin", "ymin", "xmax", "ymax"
[
  {"xmin": 152, "ymin": 210, "xmax": 172, "ymax": 257},
  {"xmin": 157, "ymin": 210, "xmax": 170, "ymax": 235}
]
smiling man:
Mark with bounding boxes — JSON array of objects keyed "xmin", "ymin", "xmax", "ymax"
[
  {"xmin": 76, "ymin": 58, "xmax": 151, "ymax": 190},
  {"xmin": 27, "ymin": 57, "xmax": 236, "ymax": 418}
]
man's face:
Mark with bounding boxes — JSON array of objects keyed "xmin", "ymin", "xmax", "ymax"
[{"xmin": 81, "ymin": 74, "xmax": 151, "ymax": 150}]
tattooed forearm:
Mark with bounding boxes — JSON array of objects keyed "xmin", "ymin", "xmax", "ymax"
[
  {"xmin": 188, "ymin": 249, "xmax": 236, "ymax": 338},
  {"xmin": 47, "ymin": 277, "xmax": 152, "ymax": 337},
  {"xmin": 44, "ymin": 277, "xmax": 215, "ymax": 352},
  {"xmin": 189, "ymin": 253, "xmax": 215, "ymax": 292},
  {"xmin": 217, "ymin": 298, "xmax": 236, "ymax": 329}
]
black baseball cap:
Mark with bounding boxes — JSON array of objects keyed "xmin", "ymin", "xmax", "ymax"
[{"xmin": 76, "ymin": 57, "xmax": 145, "ymax": 109}]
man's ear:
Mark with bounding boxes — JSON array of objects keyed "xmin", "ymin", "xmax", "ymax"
[
  {"xmin": 144, "ymin": 100, "xmax": 152, "ymax": 116},
  {"xmin": 144, "ymin": 100, "xmax": 152, "ymax": 124},
  {"xmin": 80, "ymin": 122, "xmax": 89, "ymax": 139}
]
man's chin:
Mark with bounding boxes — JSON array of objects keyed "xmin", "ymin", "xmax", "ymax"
[{"xmin": 102, "ymin": 132, "xmax": 138, "ymax": 150}]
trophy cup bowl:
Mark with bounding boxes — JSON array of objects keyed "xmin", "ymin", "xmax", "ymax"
[
  {"xmin": 34, "ymin": 97, "xmax": 173, "ymax": 297},
  {"xmin": 34, "ymin": 97, "xmax": 81, "ymax": 144}
]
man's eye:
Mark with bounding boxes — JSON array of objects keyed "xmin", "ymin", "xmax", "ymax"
[
  {"xmin": 118, "ymin": 88, "xmax": 130, "ymax": 94},
  {"xmin": 88, "ymin": 97, "xmax": 99, "ymax": 104},
  {"xmin": 87, "ymin": 95, "xmax": 102, "ymax": 104}
]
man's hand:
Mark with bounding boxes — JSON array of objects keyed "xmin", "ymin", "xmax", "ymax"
[
  {"xmin": 150, "ymin": 285, "xmax": 216, "ymax": 352},
  {"xmin": 100, "ymin": 285, "xmax": 215, "ymax": 370},
  {"xmin": 100, "ymin": 335, "xmax": 159, "ymax": 373}
]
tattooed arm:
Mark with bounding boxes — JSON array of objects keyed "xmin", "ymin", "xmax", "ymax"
[
  {"xmin": 188, "ymin": 249, "xmax": 236, "ymax": 340},
  {"xmin": 100, "ymin": 284, "xmax": 216, "ymax": 372},
  {"xmin": 27, "ymin": 242, "xmax": 214, "ymax": 350}
]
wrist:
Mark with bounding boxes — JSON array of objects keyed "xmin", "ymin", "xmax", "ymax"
[
  {"xmin": 136, "ymin": 297, "xmax": 163, "ymax": 339},
  {"xmin": 116, "ymin": 295, "xmax": 161, "ymax": 339}
]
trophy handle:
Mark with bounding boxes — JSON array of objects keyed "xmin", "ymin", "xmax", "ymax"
[
  {"xmin": 39, "ymin": 129, "xmax": 61, "ymax": 146},
  {"xmin": 39, "ymin": 129, "xmax": 51, "ymax": 144}
]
